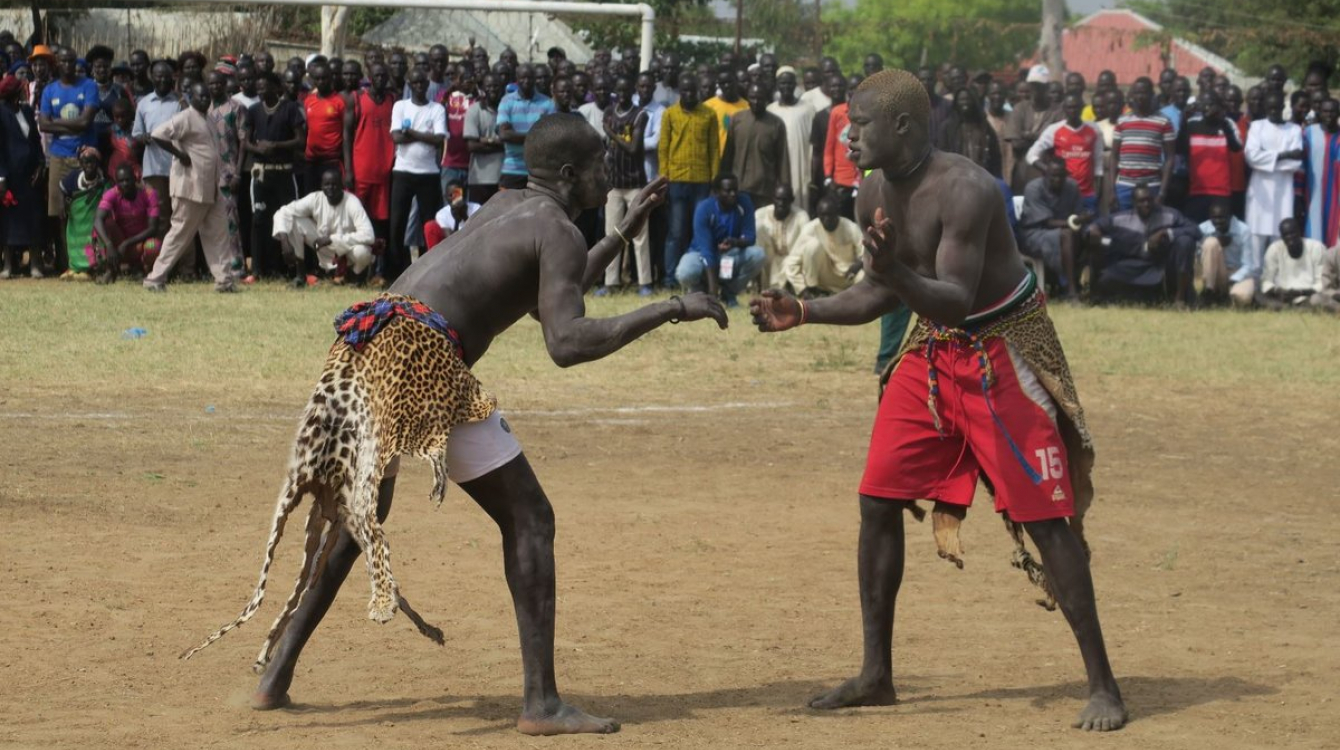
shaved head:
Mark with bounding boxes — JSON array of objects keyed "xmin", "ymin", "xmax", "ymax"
[
  {"xmin": 854, "ymin": 69, "xmax": 930, "ymax": 132},
  {"xmin": 524, "ymin": 113, "xmax": 603, "ymax": 174}
]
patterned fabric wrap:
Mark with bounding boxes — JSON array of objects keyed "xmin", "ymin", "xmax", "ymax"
[
  {"xmin": 879, "ymin": 282, "xmax": 1095, "ymax": 611},
  {"xmin": 335, "ymin": 294, "xmax": 464, "ymax": 357}
]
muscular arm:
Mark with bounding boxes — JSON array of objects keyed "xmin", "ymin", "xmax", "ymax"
[
  {"xmin": 581, "ymin": 176, "xmax": 668, "ymax": 290},
  {"xmin": 801, "ymin": 274, "xmax": 902, "ymax": 325},
  {"xmin": 538, "ymin": 226, "xmax": 699, "ymax": 367}
]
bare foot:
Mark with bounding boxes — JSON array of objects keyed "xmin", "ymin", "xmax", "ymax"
[
  {"xmin": 516, "ymin": 702, "xmax": 620, "ymax": 736},
  {"xmin": 250, "ymin": 688, "xmax": 292, "ymax": 711},
  {"xmin": 808, "ymin": 676, "xmax": 898, "ymax": 710},
  {"xmin": 1072, "ymin": 691, "xmax": 1127, "ymax": 731}
]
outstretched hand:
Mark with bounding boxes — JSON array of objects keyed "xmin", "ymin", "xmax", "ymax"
[
  {"xmin": 677, "ymin": 291, "xmax": 729, "ymax": 329},
  {"xmin": 621, "ymin": 176, "xmax": 669, "ymax": 238},
  {"xmin": 862, "ymin": 207, "xmax": 899, "ymax": 277},
  {"xmin": 749, "ymin": 289, "xmax": 803, "ymax": 332}
]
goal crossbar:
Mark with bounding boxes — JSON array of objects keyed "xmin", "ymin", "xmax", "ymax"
[{"xmin": 168, "ymin": 0, "xmax": 655, "ymax": 69}]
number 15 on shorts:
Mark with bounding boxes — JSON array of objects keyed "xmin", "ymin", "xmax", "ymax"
[{"xmin": 1035, "ymin": 447, "xmax": 1064, "ymax": 481}]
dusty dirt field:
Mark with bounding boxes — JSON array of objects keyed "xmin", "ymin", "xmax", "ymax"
[{"xmin": 2, "ymin": 285, "xmax": 1338, "ymax": 749}]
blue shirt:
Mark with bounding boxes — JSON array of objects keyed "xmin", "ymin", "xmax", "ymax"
[
  {"xmin": 497, "ymin": 91, "xmax": 556, "ymax": 175},
  {"xmin": 40, "ymin": 76, "xmax": 99, "ymax": 158},
  {"xmin": 691, "ymin": 193, "xmax": 756, "ymax": 268},
  {"xmin": 1198, "ymin": 216, "xmax": 1255, "ymax": 281}
]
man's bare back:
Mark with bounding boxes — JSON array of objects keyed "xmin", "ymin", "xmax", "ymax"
[{"xmin": 392, "ymin": 188, "xmax": 579, "ymax": 365}]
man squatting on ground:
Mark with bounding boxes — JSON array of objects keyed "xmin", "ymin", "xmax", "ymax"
[
  {"xmin": 181, "ymin": 114, "xmax": 729, "ymax": 736},
  {"xmin": 750, "ymin": 69, "xmax": 1128, "ymax": 732}
]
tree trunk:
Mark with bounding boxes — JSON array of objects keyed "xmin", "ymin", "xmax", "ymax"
[
  {"xmin": 320, "ymin": 5, "xmax": 351, "ymax": 57},
  {"xmin": 1039, "ymin": 0, "xmax": 1065, "ymax": 79}
]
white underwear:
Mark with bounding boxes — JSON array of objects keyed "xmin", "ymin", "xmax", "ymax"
[{"xmin": 384, "ymin": 411, "xmax": 522, "ymax": 484}]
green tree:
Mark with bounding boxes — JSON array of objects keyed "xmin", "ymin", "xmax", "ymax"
[
  {"xmin": 823, "ymin": 0, "xmax": 1038, "ymax": 76},
  {"xmin": 1130, "ymin": 0, "xmax": 1340, "ymax": 79}
]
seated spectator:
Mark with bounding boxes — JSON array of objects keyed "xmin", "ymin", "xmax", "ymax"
[
  {"xmin": 59, "ymin": 146, "xmax": 109, "ymax": 280},
  {"xmin": 1087, "ymin": 183, "xmax": 1201, "ymax": 306},
  {"xmin": 755, "ymin": 184, "xmax": 808, "ymax": 289},
  {"xmin": 92, "ymin": 164, "xmax": 161, "ymax": 282},
  {"xmin": 272, "ymin": 168, "xmax": 375, "ymax": 287},
  {"xmin": 1257, "ymin": 218, "xmax": 1336, "ymax": 311},
  {"xmin": 1196, "ymin": 200, "xmax": 1255, "ymax": 306},
  {"xmin": 423, "ymin": 181, "xmax": 481, "ymax": 249},
  {"xmin": 675, "ymin": 173, "xmax": 765, "ymax": 306},
  {"xmin": 1018, "ymin": 159, "xmax": 1087, "ymax": 299},
  {"xmin": 781, "ymin": 194, "xmax": 863, "ymax": 297}
]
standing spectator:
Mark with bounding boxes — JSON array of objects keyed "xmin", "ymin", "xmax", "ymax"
[
  {"xmin": 144, "ymin": 83, "xmax": 237, "ymax": 292},
  {"xmin": 107, "ymin": 97, "xmax": 138, "ymax": 180},
  {"xmin": 272, "ymin": 168, "xmax": 375, "ymax": 285},
  {"xmin": 985, "ymin": 79, "xmax": 1014, "ymax": 182},
  {"xmin": 636, "ymin": 71, "xmax": 669, "ymax": 281},
  {"xmin": 599, "ymin": 74, "xmax": 652, "ymax": 296},
  {"xmin": 1301, "ymin": 97, "xmax": 1340, "ymax": 247},
  {"xmin": 463, "ymin": 72, "xmax": 504, "ymax": 205},
  {"xmin": 658, "ymin": 71, "xmax": 719, "ymax": 287},
  {"xmin": 1027, "ymin": 93, "xmax": 1104, "ymax": 212},
  {"xmin": 781, "ymin": 193, "xmax": 864, "ymax": 297},
  {"xmin": 755, "ymin": 183, "xmax": 808, "ymax": 290},
  {"xmin": 808, "ymin": 74, "xmax": 846, "ymax": 215},
  {"xmin": 0, "ymin": 74, "xmax": 43, "ymax": 278},
  {"xmin": 1087, "ymin": 184, "xmax": 1200, "ymax": 306},
  {"xmin": 653, "ymin": 53, "xmax": 681, "ymax": 107},
  {"xmin": 233, "ymin": 64, "xmax": 259, "ymax": 108},
  {"xmin": 1095, "ymin": 89, "xmax": 1125, "ymax": 151},
  {"xmin": 344, "ymin": 62, "xmax": 395, "ymax": 254},
  {"xmin": 944, "ymin": 88, "xmax": 1003, "ymax": 178},
  {"xmin": 800, "ymin": 58, "xmax": 836, "ymax": 112},
  {"xmin": 205, "ymin": 70, "xmax": 245, "ymax": 269},
  {"xmin": 176, "ymin": 50, "xmax": 206, "ymax": 96},
  {"xmin": 132, "ymin": 62, "xmax": 178, "ymax": 243},
  {"xmin": 426, "ymin": 44, "xmax": 451, "ymax": 103},
  {"xmin": 441, "ymin": 65, "xmax": 475, "ymax": 191},
  {"xmin": 241, "ymin": 71, "xmax": 305, "ymax": 281},
  {"xmin": 675, "ymin": 173, "xmax": 764, "ymax": 305},
  {"xmin": 720, "ymin": 82, "xmax": 789, "ymax": 210},
  {"xmin": 1104, "ymin": 78, "xmax": 1175, "ymax": 212},
  {"xmin": 302, "ymin": 62, "xmax": 346, "ymax": 190},
  {"xmin": 127, "ymin": 50, "xmax": 152, "ymax": 99},
  {"xmin": 578, "ymin": 73, "xmax": 611, "ymax": 136},
  {"xmin": 1083, "ymin": 70, "xmax": 1117, "ymax": 121},
  {"xmin": 1196, "ymin": 199, "xmax": 1255, "ymax": 306},
  {"xmin": 550, "ymin": 75, "xmax": 575, "ymax": 114},
  {"xmin": 1257, "ymin": 218, "xmax": 1334, "ymax": 310},
  {"xmin": 38, "ymin": 46, "xmax": 99, "ymax": 276},
  {"xmin": 386, "ymin": 69, "xmax": 446, "ymax": 282},
  {"xmin": 496, "ymin": 63, "xmax": 554, "ymax": 190},
  {"xmin": 822, "ymin": 86, "xmax": 860, "ymax": 219},
  {"xmin": 704, "ymin": 69, "xmax": 747, "ymax": 156},
  {"xmin": 93, "ymin": 163, "xmax": 161, "ymax": 281},
  {"xmin": 1176, "ymin": 91, "xmax": 1241, "ymax": 223},
  {"xmin": 767, "ymin": 67, "xmax": 814, "ymax": 210},
  {"xmin": 1018, "ymin": 159, "xmax": 1086, "ymax": 299},
  {"xmin": 86, "ymin": 45, "xmax": 124, "ymax": 158},
  {"xmin": 387, "ymin": 51, "xmax": 408, "ymax": 96},
  {"xmin": 1161, "ymin": 76, "xmax": 1191, "ymax": 133},
  {"xmin": 915, "ymin": 65, "xmax": 955, "ymax": 143},
  {"xmin": 1003, "ymin": 64, "xmax": 1064, "ymax": 193},
  {"xmin": 1246, "ymin": 90, "xmax": 1304, "ymax": 279}
]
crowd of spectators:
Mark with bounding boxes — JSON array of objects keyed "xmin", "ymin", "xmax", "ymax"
[{"xmin": 5, "ymin": 29, "xmax": 1340, "ymax": 311}]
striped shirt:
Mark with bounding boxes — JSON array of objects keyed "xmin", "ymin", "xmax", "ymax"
[
  {"xmin": 497, "ymin": 91, "xmax": 556, "ymax": 175},
  {"xmin": 1112, "ymin": 113, "xmax": 1175, "ymax": 186},
  {"xmin": 658, "ymin": 103, "xmax": 719, "ymax": 184}
]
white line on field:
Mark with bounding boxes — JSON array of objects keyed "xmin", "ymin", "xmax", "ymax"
[{"xmin": 0, "ymin": 401, "xmax": 796, "ymax": 423}]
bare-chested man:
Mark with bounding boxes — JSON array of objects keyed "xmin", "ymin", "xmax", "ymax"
[
  {"xmin": 221, "ymin": 114, "xmax": 727, "ymax": 734},
  {"xmin": 750, "ymin": 70, "xmax": 1128, "ymax": 732}
]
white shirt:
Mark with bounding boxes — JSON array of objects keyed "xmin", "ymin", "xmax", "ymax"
[
  {"xmin": 1262, "ymin": 238, "xmax": 1327, "ymax": 294},
  {"xmin": 391, "ymin": 98, "xmax": 448, "ymax": 174},
  {"xmin": 641, "ymin": 101, "xmax": 665, "ymax": 181},
  {"xmin": 767, "ymin": 99, "xmax": 816, "ymax": 209},
  {"xmin": 281, "ymin": 191, "xmax": 375, "ymax": 249},
  {"xmin": 578, "ymin": 101, "xmax": 608, "ymax": 140},
  {"xmin": 800, "ymin": 87, "xmax": 831, "ymax": 113},
  {"xmin": 433, "ymin": 201, "xmax": 482, "ymax": 232},
  {"xmin": 232, "ymin": 92, "xmax": 259, "ymax": 109}
]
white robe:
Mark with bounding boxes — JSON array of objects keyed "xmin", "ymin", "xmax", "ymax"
[
  {"xmin": 273, "ymin": 192, "xmax": 376, "ymax": 273},
  {"xmin": 783, "ymin": 216, "xmax": 864, "ymax": 294},
  {"xmin": 1245, "ymin": 119, "xmax": 1303, "ymax": 236},
  {"xmin": 755, "ymin": 205, "xmax": 809, "ymax": 289},
  {"xmin": 767, "ymin": 100, "xmax": 816, "ymax": 210}
]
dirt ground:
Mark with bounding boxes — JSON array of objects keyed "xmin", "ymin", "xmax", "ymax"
[{"xmin": 2, "ymin": 288, "xmax": 1338, "ymax": 750}]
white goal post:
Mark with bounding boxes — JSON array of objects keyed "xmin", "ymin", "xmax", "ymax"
[{"xmin": 169, "ymin": 0, "xmax": 656, "ymax": 70}]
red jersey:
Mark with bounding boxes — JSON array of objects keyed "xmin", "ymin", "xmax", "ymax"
[
  {"xmin": 303, "ymin": 92, "xmax": 346, "ymax": 161},
  {"xmin": 351, "ymin": 90, "xmax": 395, "ymax": 220},
  {"xmin": 1033, "ymin": 121, "xmax": 1103, "ymax": 197},
  {"xmin": 1178, "ymin": 116, "xmax": 1240, "ymax": 197},
  {"xmin": 442, "ymin": 89, "xmax": 475, "ymax": 170},
  {"xmin": 823, "ymin": 103, "xmax": 861, "ymax": 189}
]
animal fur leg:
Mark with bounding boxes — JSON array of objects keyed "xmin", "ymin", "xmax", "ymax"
[{"xmin": 254, "ymin": 499, "xmax": 328, "ymax": 673}]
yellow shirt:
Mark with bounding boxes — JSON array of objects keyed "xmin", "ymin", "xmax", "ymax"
[
  {"xmin": 657, "ymin": 103, "xmax": 720, "ymax": 184},
  {"xmin": 704, "ymin": 96, "xmax": 748, "ymax": 156}
]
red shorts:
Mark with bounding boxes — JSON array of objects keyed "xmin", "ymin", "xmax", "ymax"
[{"xmin": 860, "ymin": 337, "xmax": 1075, "ymax": 522}]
